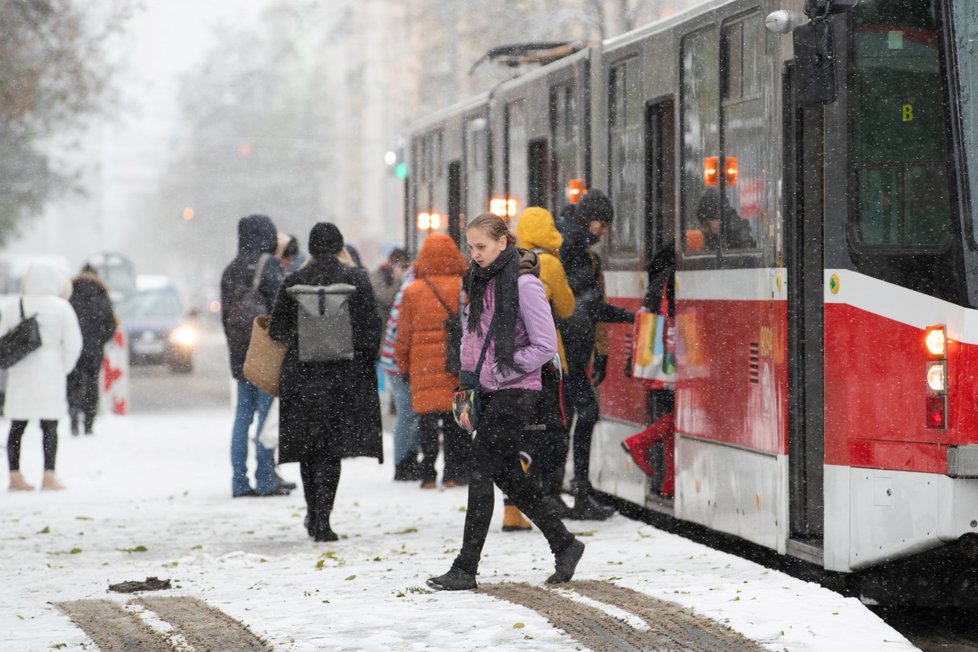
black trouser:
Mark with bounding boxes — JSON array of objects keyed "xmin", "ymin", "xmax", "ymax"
[
  {"xmin": 419, "ymin": 412, "xmax": 470, "ymax": 483},
  {"xmin": 453, "ymin": 390, "xmax": 575, "ymax": 575},
  {"xmin": 7, "ymin": 420, "xmax": 58, "ymax": 471},
  {"xmin": 67, "ymin": 362, "xmax": 100, "ymax": 432},
  {"xmin": 300, "ymin": 454, "xmax": 341, "ymax": 533},
  {"xmin": 564, "ymin": 371, "xmax": 599, "ymax": 487}
]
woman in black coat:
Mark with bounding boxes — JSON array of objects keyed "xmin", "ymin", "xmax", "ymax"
[
  {"xmin": 268, "ymin": 222, "xmax": 383, "ymax": 542},
  {"xmin": 67, "ymin": 265, "xmax": 117, "ymax": 436}
]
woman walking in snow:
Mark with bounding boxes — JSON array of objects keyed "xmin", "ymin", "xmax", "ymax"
[
  {"xmin": 5, "ymin": 262, "xmax": 82, "ymax": 491},
  {"xmin": 427, "ymin": 214, "xmax": 585, "ymax": 591},
  {"xmin": 268, "ymin": 222, "xmax": 383, "ymax": 542}
]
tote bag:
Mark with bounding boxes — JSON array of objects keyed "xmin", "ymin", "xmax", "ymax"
[
  {"xmin": 0, "ymin": 299, "xmax": 42, "ymax": 369},
  {"xmin": 243, "ymin": 315, "xmax": 286, "ymax": 397},
  {"xmin": 630, "ymin": 307, "xmax": 676, "ymax": 388}
]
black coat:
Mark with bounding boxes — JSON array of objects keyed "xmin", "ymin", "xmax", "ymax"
[
  {"xmin": 69, "ymin": 274, "xmax": 116, "ymax": 371},
  {"xmin": 268, "ymin": 256, "xmax": 383, "ymax": 464},
  {"xmin": 220, "ymin": 215, "xmax": 283, "ymax": 380},
  {"xmin": 556, "ymin": 218, "xmax": 632, "ymax": 373}
]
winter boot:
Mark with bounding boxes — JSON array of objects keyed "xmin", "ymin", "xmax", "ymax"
[
  {"xmin": 426, "ymin": 566, "xmax": 477, "ymax": 591},
  {"xmin": 546, "ymin": 539, "xmax": 585, "ymax": 584},
  {"xmin": 8, "ymin": 471, "xmax": 34, "ymax": 491},
  {"xmin": 502, "ymin": 504, "xmax": 532, "ymax": 532},
  {"xmin": 394, "ymin": 456, "xmax": 421, "ymax": 482},
  {"xmin": 568, "ymin": 481, "xmax": 614, "ymax": 521},
  {"xmin": 41, "ymin": 471, "xmax": 65, "ymax": 491}
]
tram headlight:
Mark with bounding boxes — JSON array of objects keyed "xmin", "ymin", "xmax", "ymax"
[
  {"xmin": 925, "ymin": 361, "xmax": 946, "ymax": 395},
  {"xmin": 924, "ymin": 325, "xmax": 946, "ymax": 358}
]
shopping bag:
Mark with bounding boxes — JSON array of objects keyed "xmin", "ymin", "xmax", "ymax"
[
  {"xmin": 243, "ymin": 315, "xmax": 286, "ymax": 397},
  {"xmin": 630, "ymin": 307, "xmax": 676, "ymax": 387},
  {"xmin": 0, "ymin": 299, "xmax": 42, "ymax": 369}
]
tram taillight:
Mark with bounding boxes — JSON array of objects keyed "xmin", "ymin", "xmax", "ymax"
[
  {"xmin": 924, "ymin": 325, "xmax": 947, "ymax": 430},
  {"xmin": 417, "ymin": 212, "xmax": 441, "ymax": 231}
]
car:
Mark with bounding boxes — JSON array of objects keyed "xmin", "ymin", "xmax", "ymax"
[{"xmin": 117, "ymin": 276, "xmax": 197, "ymax": 374}]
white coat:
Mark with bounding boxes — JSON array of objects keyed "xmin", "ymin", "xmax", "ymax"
[{"xmin": 1, "ymin": 262, "xmax": 82, "ymax": 420}]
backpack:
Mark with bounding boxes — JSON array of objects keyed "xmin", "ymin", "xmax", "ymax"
[
  {"xmin": 422, "ymin": 278, "xmax": 463, "ymax": 376},
  {"xmin": 225, "ymin": 253, "xmax": 272, "ymax": 336},
  {"xmin": 286, "ymin": 283, "xmax": 356, "ymax": 362}
]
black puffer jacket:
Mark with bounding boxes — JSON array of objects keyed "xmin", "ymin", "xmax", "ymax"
[
  {"xmin": 69, "ymin": 273, "xmax": 116, "ymax": 371},
  {"xmin": 220, "ymin": 214, "xmax": 283, "ymax": 380},
  {"xmin": 268, "ymin": 255, "xmax": 383, "ymax": 464},
  {"xmin": 556, "ymin": 218, "xmax": 632, "ymax": 374}
]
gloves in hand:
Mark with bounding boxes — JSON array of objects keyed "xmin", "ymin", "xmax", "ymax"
[{"xmin": 591, "ymin": 354, "xmax": 608, "ymax": 387}]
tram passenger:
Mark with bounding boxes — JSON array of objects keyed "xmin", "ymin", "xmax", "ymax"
[
  {"xmin": 503, "ymin": 206, "xmax": 577, "ymax": 529},
  {"xmin": 695, "ymin": 188, "xmax": 755, "ymax": 251},
  {"xmin": 268, "ymin": 222, "xmax": 383, "ymax": 542},
  {"xmin": 622, "ymin": 244, "xmax": 676, "ymax": 496},
  {"xmin": 427, "ymin": 214, "xmax": 584, "ymax": 591},
  {"xmin": 556, "ymin": 191, "xmax": 634, "ymax": 520},
  {"xmin": 395, "ymin": 233, "xmax": 470, "ymax": 489}
]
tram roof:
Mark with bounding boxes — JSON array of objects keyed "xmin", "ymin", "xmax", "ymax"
[{"xmin": 602, "ymin": 0, "xmax": 747, "ymax": 51}]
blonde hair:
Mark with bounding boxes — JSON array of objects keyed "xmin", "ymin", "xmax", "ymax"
[{"xmin": 466, "ymin": 213, "xmax": 516, "ymax": 247}]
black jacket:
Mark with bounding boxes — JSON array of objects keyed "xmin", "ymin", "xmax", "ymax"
[
  {"xmin": 69, "ymin": 274, "xmax": 116, "ymax": 371},
  {"xmin": 556, "ymin": 218, "xmax": 632, "ymax": 373},
  {"xmin": 220, "ymin": 215, "xmax": 283, "ymax": 380},
  {"xmin": 268, "ymin": 255, "xmax": 383, "ymax": 464}
]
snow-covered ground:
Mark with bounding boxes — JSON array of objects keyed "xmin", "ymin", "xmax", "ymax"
[{"xmin": 0, "ymin": 409, "xmax": 916, "ymax": 651}]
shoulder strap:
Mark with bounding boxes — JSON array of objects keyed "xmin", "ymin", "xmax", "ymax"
[
  {"xmin": 421, "ymin": 277, "xmax": 453, "ymax": 316},
  {"xmin": 472, "ymin": 313, "xmax": 497, "ymax": 377},
  {"xmin": 250, "ymin": 253, "xmax": 271, "ymax": 291},
  {"xmin": 19, "ymin": 298, "xmax": 26, "ymax": 320}
]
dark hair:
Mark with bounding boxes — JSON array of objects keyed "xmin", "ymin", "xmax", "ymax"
[
  {"xmin": 466, "ymin": 213, "xmax": 516, "ymax": 247},
  {"xmin": 388, "ymin": 247, "xmax": 410, "ymax": 266},
  {"xmin": 345, "ymin": 244, "xmax": 363, "ymax": 268},
  {"xmin": 283, "ymin": 235, "xmax": 300, "ymax": 259},
  {"xmin": 80, "ymin": 263, "xmax": 98, "ymax": 275}
]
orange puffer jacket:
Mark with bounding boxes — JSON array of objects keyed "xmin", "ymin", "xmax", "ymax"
[{"xmin": 395, "ymin": 233, "xmax": 468, "ymax": 414}]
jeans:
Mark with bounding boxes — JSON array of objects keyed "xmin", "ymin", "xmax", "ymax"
[
  {"xmin": 388, "ymin": 373, "xmax": 420, "ymax": 465},
  {"xmin": 231, "ymin": 378, "xmax": 276, "ymax": 495}
]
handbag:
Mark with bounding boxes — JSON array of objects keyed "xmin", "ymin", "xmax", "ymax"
[
  {"xmin": 451, "ymin": 314, "xmax": 496, "ymax": 433},
  {"xmin": 0, "ymin": 299, "xmax": 42, "ymax": 369},
  {"xmin": 243, "ymin": 314, "xmax": 286, "ymax": 396},
  {"xmin": 631, "ymin": 306, "xmax": 676, "ymax": 388}
]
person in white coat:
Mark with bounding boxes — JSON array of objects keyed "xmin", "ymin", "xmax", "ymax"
[{"xmin": 4, "ymin": 262, "xmax": 82, "ymax": 491}]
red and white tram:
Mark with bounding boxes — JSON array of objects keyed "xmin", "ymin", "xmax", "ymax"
[{"xmin": 405, "ymin": 0, "xmax": 978, "ymax": 604}]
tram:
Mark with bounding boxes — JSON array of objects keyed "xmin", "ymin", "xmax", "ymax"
[{"xmin": 405, "ymin": 0, "xmax": 978, "ymax": 605}]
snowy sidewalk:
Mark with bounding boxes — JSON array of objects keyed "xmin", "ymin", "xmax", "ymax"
[{"xmin": 0, "ymin": 409, "xmax": 916, "ymax": 651}]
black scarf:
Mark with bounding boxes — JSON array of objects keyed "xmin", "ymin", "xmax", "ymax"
[{"xmin": 466, "ymin": 245, "xmax": 522, "ymax": 374}]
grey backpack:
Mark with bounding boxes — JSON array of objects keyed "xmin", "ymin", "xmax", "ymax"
[{"xmin": 287, "ymin": 284, "xmax": 356, "ymax": 362}]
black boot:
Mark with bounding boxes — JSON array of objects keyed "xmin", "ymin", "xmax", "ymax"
[
  {"xmin": 546, "ymin": 539, "xmax": 585, "ymax": 584},
  {"xmin": 394, "ymin": 455, "xmax": 421, "ymax": 481},
  {"xmin": 568, "ymin": 481, "xmax": 615, "ymax": 521},
  {"xmin": 427, "ymin": 566, "xmax": 477, "ymax": 591}
]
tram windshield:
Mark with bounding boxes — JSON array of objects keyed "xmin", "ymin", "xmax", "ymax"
[{"xmin": 952, "ymin": 2, "xmax": 978, "ymax": 242}]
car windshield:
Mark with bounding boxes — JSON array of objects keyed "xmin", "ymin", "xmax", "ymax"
[{"xmin": 118, "ymin": 287, "xmax": 182, "ymax": 319}]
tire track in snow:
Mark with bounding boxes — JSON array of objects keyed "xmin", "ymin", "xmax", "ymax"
[
  {"xmin": 55, "ymin": 599, "xmax": 173, "ymax": 652},
  {"xmin": 134, "ymin": 596, "xmax": 273, "ymax": 652},
  {"xmin": 479, "ymin": 582, "xmax": 679, "ymax": 651},
  {"xmin": 570, "ymin": 579, "xmax": 762, "ymax": 651}
]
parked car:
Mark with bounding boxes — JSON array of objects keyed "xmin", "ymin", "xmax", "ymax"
[{"xmin": 117, "ymin": 276, "xmax": 197, "ymax": 374}]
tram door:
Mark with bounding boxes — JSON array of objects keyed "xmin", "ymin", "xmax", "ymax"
[
  {"xmin": 645, "ymin": 100, "xmax": 675, "ymax": 421},
  {"xmin": 785, "ymin": 63, "xmax": 825, "ymax": 545},
  {"xmin": 447, "ymin": 161, "xmax": 462, "ymax": 244},
  {"xmin": 528, "ymin": 138, "xmax": 551, "ymax": 210}
]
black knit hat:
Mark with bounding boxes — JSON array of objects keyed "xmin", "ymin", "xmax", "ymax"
[
  {"xmin": 577, "ymin": 189, "xmax": 614, "ymax": 224},
  {"xmin": 308, "ymin": 222, "xmax": 344, "ymax": 257}
]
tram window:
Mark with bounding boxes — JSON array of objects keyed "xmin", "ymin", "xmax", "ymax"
[
  {"xmin": 851, "ymin": 0, "xmax": 952, "ymax": 248},
  {"xmin": 435, "ymin": 131, "xmax": 444, "ymax": 179},
  {"xmin": 465, "ymin": 117, "xmax": 488, "ymax": 226},
  {"xmin": 550, "ymin": 83, "xmax": 580, "ymax": 215},
  {"xmin": 680, "ymin": 27, "xmax": 720, "ymax": 254},
  {"xmin": 951, "ymin": 3, "xmax": 978, "ymax": 244},
  {"xmin": 719, "ymin": 12, "xmax": 764, "ymax": 252},
  {"xmin": 506, "ymin": 100, "xmax": 528, "ymax": 210},
  {"xmin": 608, "ymin": 58, "xmax": 644, "ymax": 260}
]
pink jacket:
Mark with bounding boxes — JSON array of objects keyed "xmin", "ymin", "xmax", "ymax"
[{"xmin": 460, "ymin": 274, "xmax": 557, "ymax": 392}]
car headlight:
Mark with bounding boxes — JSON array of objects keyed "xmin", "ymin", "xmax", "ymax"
[{"xmin": 170, "ymin": 325, "xmax": 198, "ymax": 347}]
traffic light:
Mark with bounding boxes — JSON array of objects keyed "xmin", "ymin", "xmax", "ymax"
[{"xmin": 385, "ymin": 145, "xmax": 407, "ymax": 180}]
